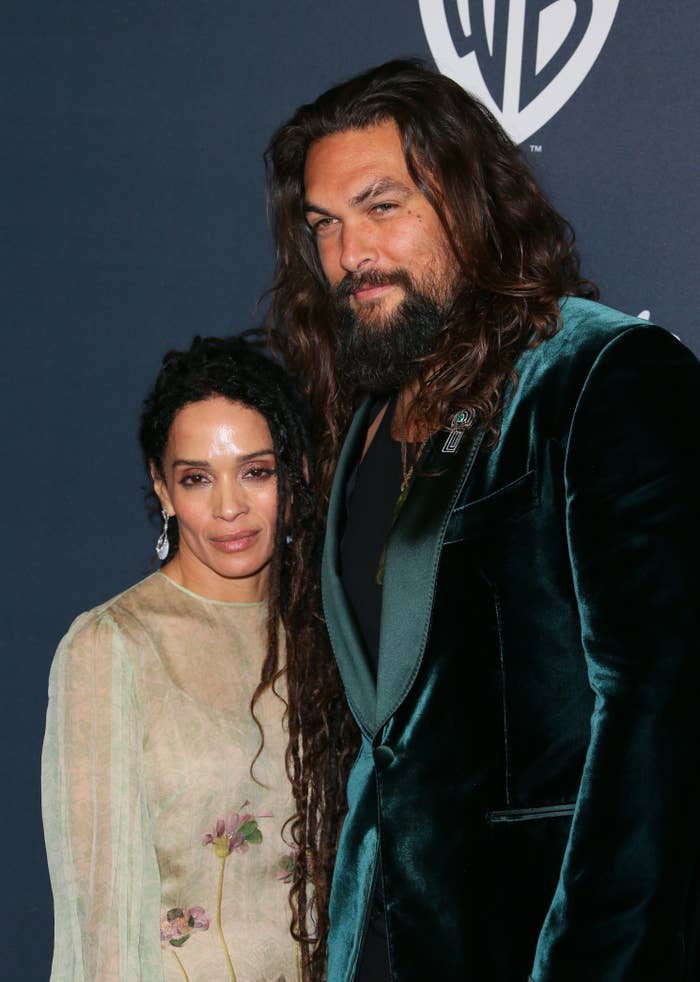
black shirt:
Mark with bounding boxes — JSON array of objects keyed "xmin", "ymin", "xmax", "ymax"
[
  {"xmin": 339, "ymin": 398, "xmax": 403, "ymax": 675},
  {"xmin": 338, "ymin": 398, "xmax": 399, "ymax": 981}
]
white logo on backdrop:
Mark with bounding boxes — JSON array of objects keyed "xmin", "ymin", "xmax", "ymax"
[{"xmin": 419, "ymin": 1, "xmax": 620, "ymax": 144}]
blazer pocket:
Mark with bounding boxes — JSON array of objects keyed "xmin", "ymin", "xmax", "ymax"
[
  {"xmin": 486, "ymin": 802, "xmax": 576, "ymax": 824},
  {"xmin": 444, "ymin": 468, "xmax": 539, "ymax": 546}
]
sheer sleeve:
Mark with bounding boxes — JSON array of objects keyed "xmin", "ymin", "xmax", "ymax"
[{"xmin": 41, "ymin": 610, "xmax": 164, "ymax": 981}]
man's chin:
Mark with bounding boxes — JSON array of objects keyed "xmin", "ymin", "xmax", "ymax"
[
  {"xmin": 334, "ymin": 279, "xmax": 451, "ymax": 392},
  {"xmin": 350, "ymin": 298, "xmax": 404, "ymax": 331}
]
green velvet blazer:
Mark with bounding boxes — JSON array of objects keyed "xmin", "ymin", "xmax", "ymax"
[{"xmin": 321, "ymin": 297, "xmax": 700, "ymax": 981}]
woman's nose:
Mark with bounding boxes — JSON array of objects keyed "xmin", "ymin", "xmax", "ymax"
[{"xmin": 213, "ymin": 479, "xmax": 247, "ymax": 520}]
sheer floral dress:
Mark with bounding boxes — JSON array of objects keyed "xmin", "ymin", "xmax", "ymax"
[{"xmin": 42, "ymin": 572, "xmax": 299, "ymax": 981}]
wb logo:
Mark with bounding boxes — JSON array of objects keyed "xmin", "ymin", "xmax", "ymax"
[{"xmin": 420, "ymin": 1, "xmax": 620, "ymax": 143}]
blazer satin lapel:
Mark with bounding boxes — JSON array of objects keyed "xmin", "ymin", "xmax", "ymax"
[
  {"xmin": 322, "ymin": 398, "xmax": 377, "ymax": 737},
  {"xmin": 375, "ymin": 426, "xmax": 485, "ymax": 731}
]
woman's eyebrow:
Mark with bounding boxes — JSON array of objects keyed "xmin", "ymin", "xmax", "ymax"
[
  {"xmin": 172, "ymin": 449, "xmax": 275, "ymax": 468},
  {"xmin": 172, "ymin": 458, "xmax": 210, "ymax": 468},
  {"xmin": 238, "ymin": 449, "xmax": 275, "ymax": 462}
]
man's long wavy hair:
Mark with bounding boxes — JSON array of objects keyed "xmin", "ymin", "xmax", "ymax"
[
  {"xmin": 139, "ymin": 335, "xmax": 360, "ymax": 979},
  {"xmin": 266, "ymin": 58, "xmax": 598, "ymax": 503}
]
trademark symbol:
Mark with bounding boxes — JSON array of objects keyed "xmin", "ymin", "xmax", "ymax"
[{"xmin": 529, "ymin": 144, "xmax": 542, "ymax": 153}]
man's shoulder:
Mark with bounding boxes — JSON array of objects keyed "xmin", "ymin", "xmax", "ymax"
[
  {"xmin": 555, "ymin": 297, "xmax": 656, "ymax": 347},
  {"xmin": 516, "ymin": 296, "xmax": 665, "ymax": 386},
  {"xmin": 503, "ymin": 298, "xmax": 684, "ymax": 431}
]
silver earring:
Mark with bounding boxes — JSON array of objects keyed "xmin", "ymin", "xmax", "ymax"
[
  {"xmin": 285, "ymin": 533, "xmax": 293, "ymax": 545},
  {"xmin": 156, "ymin": 509, "xmax": 170, "ymax": 561}
]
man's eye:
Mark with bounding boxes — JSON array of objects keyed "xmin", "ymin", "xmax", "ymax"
[
  {"xmin": 310, "ymin": 216, "xmax": 335, "ymax": 236},
  {"xmin": 371, "ymin": 202, "xmax": 396, "ymax": 215}
]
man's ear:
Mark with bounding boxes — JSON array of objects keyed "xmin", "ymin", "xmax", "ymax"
[{"xmin": 150, "ymin": 462, "xmax": 174, "ymax": 516}]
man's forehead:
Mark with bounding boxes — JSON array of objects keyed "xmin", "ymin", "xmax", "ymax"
[
  {"xmin": 305, "ymin": 120, "xmax": 403, "ymax": 163},
  {"xmin": 303, "ymin": 122, "xmax": 414, "ymax": 202}
]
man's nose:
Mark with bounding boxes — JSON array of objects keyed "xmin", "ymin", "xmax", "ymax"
[{"xmin": 339, "ymin": 220, "xmax": 378, "ymax": 274}]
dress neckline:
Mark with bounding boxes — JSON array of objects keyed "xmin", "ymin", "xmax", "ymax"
[{"xmin": 155, "ymin": 571, "xmax": 267, "ymax": 608}]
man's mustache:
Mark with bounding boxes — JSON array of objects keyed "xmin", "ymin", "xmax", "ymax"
[{"xmin": 332, "ymin": 268, "xmax": 414, "ymax": 301}]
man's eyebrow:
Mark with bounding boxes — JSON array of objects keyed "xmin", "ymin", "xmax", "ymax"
[
  {"xmin": 303, "ymin": 177, "xmax": 412, "ymax": 215},
  {"xmin": 303, "ymin": 200, "xmax": 333, "ymax": 216},
  {"xmin": 349, "ymin": 178, "xmax": 412, "ymax": 208}
]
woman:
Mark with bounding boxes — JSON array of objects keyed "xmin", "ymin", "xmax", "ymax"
[{"xmin": 42, "ymin": 335, "xmax": 359, "ymax": 981}]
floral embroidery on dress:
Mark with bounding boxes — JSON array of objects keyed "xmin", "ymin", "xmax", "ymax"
[
  {"xmin": 161, "ymin": 905, "xmax": 211, "ymax": 947},
  {"xmin": 161, "ymin": 906, "xmax": 210, "ymax": 980},
  {"xmin": 202, "ymin": 806, "xmax": 271, "ymax": 857},
  {"xmin": 160, "ymin": 803, "xmax": 298, "ymax": 981},
  {"xmin": 276, "ymin": 847, "xmax": 298, "ymax": 883},
  {"xmin": 275, "ymin": 848, "xmax": 303, "ymax": 982},
  {"xmin": 201, "ymin": 802, "xmax": 271, "ymax": 982}
]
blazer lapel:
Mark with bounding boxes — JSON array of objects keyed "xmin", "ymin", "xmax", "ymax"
[
  {"xmin": 375, "ymin": 425, "xmax": 485, "ymax": 731},
  {"xmin": 321, "ymin": 398, "xmax": 377, "ymax": 737}
]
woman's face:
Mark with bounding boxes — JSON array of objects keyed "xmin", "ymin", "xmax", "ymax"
[{"xmin": 152, "ymin": 396, "xmax": 279, "ymax": 603}]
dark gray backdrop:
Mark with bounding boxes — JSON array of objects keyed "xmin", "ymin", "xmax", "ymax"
[{"xmin": 2, "ymin": 2, "xmax": 698, "ymax": 978}]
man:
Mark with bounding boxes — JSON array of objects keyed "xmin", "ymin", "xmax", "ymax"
[{"xmin": 266, "ymin": 60, "xmax": 700, "ymax": 981}]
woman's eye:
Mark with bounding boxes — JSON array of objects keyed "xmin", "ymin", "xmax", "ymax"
[
  {"xmin": 180, "ymin": 472, "xmax": 210, "ymax": 486},
  {"xmin": 243, "ymin": 466, "xmax": 276, "ymax": 481}
]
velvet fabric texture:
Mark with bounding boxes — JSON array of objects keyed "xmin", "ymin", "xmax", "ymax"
[{"xmin": 322, "ymin": 298, "xmax": 700, "ymax": 981}]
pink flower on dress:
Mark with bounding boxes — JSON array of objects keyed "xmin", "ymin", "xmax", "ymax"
[
  {"xmin": 202, "ymin": 801, "xmax": 273, "ymax": 859},
  {"xmin": 187, "ymin": 906, "xmax": 210, "ymax": 930},
  {"xmin": 276, "ymin": 847, "xmax": 298, "ymax": 883},
  {"xmin": 160, "ymin": 906, "xmax": 210, "ymax": 948}
]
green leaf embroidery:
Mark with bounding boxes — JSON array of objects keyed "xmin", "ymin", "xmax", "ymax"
[
  {"xmin": 169, "ymin": 933, "xmax": 191, "ymax": 947},
  {"xmin": 237, "ymin": 819, "xmax": 260, "ymax": 840},
  {"xmin": 167, "ymin": 908, "xmax": 184, "ymax": 922},
  {"xmin": 244, "ymin": 827, "xmax": 263, "ymax": 845}
]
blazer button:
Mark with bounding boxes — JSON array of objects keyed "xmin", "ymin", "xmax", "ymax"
[{"xmin": 374, "ymin": 745, "xmax": 395, "ymax": 769}]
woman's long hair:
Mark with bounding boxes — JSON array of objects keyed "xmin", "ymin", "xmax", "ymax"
[
  {"xmin": 266, "ymin": 58, "xmax": 598, "ymax": 503},
  {"xmin": 139, "ymin": 335, "xmax": 360, "ymax": 978}
]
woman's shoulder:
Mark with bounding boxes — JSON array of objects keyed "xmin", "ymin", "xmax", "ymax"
[
  {"xmin": 66, "ymin": 572, "xmax": 166, "ymax": 629},
  {"xmin": 53, "ymin": 573, "xmax": 171, "ymax": 671}
]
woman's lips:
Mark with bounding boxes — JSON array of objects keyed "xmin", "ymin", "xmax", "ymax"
[{"xmin": 209, "ymin": 530, "xmax": 259, "ymax": 553}]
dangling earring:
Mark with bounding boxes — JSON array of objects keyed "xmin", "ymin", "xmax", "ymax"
[{"xmin": 156, "ymin": 509, "xmax": 170, "ymax": 561}]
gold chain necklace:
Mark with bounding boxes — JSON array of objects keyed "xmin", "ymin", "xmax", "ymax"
[
  {"xmin": 376, "ymin": 436, "xmax": 428, "ymax": 587},
  {"xmin": 400, "ymin": 437, "xmax": 427, "ymax": 494}
]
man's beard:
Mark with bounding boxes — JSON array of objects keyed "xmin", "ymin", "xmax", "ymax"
[{"xmin": 330, "ymin": 268, "xmax": 456, "ymax": 394}]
